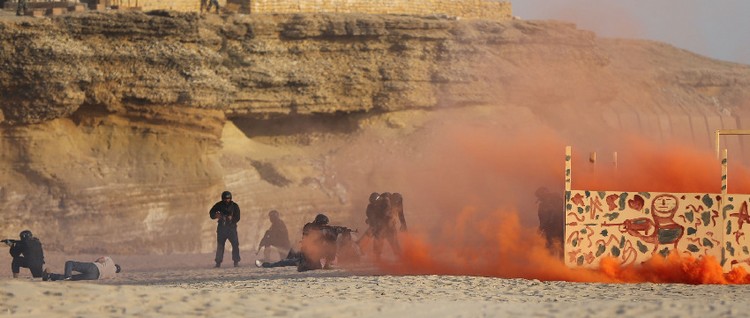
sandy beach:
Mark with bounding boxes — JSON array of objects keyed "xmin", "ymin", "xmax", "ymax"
[{"xmin": 2, "ymin": 252, "xmax": 750, "ymax": 317}]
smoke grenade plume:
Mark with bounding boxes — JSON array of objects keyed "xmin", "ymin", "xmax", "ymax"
[{"xmin": 351, "ymin": 120, "xmax": 750, "ymax": 284}]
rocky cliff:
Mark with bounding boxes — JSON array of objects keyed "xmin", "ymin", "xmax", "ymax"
[{"xmin": 1, "ymin": 11, "xmax": 749, "ymax": 254}]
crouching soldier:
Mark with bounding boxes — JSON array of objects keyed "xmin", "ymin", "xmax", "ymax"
[
  {"xmin": 5, "ymin": 230, "xmax": 45, "ymax": 279},
  {"xmin": 297, "ymin": 213, "xmax": 360, "ymax": 271},
  {"xmin": 298, "ymin": 214, "xmax": 338, "ymax": 272}
]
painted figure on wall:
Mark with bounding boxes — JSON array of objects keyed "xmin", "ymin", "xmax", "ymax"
[{"xmin": 605, "ymin": 194, "xmax": 685, "ymax": 253}]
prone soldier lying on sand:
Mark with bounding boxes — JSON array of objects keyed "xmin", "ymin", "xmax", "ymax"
[{"xmin": 44, "ymin": 256, "xmax": 121, "ymax": 281}]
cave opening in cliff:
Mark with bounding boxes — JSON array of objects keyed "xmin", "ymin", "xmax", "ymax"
[
  {"xmin": 70, "ymin": 102, "xmax": 112, "ymax": 126},
  {"xmin": 231, "ymin": 111, "xmax": 369, "ymax": 140}
]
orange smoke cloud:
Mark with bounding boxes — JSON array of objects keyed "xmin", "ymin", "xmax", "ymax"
[
  {"xmin": 571, "ymin": 133, "xmax": 750, "ymax": 194},
  {"xmin": 378, "ymin": 206, "xmax": 750, "ymax": 284},
  {"xmin": 362, "ymin": 124, "xmax": 750, "ymax": 284},
  {"xmin": 378, "ymin": 207, "xmax": 610, "ymax": 283},
  {"xmin": 600, "ymin": 253, "xmax": 750, "ymax": 284}
]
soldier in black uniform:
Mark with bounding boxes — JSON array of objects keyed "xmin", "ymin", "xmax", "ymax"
[
  {"xmin": 16, "ymin": 0, "xmax": 27, "ymax": 16},
  {"xmin": 206, "ymin": 0, "xmax": 219, "ymax": 14},
  {"xmin": 535, "ymin": 187, "xmax": 565, "ymax": 256},
  {"xmin": 209, "ymin": 191, "xmax": 241, "ymax": 267},
  {"xmin": 255, "ymin": 249, "xmax": 302, "ymax": 268},
  {"xmin": 298, "ymin": 214, "xmax": 338, "ymax": 272},
  {"xmin": 5, "ymin": 230, "xmax": 45, "ymax": 278},
  {"xmin": 360, "ymin": 192, "xmax": 406, "ymax": 260}
]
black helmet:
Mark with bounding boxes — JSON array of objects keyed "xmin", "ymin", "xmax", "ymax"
[
  {"xmin": 221, "ymin": 191, "xmax": 232, "ymax": 200},
  {"xmin": 115, "ymin": 264, "xmax": 122, "ymax": 273},
  {"xmin": 369, "ymin": 192, "xmax": 380, "ymax": 203},
  {"xmin": 313, "ymin": 213, "xmax": 329, "ymax": 225},
  {"xmin": 19, "ymin": 230, "xmax": 33, "ymax": 240}
]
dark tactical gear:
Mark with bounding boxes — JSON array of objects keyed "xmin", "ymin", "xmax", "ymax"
[
  {"xmin": 10, "ymin": 233, "xmax": 45, "ymax": 278},
  {"xmin": 16, "ymin": 0, "xmax": 27, "ymax": 16},
  {"xmin": 536, "ymin": 187, "xmax": 565, "ymax": 254},
  {"xmin": 209, "ymin": 196, "xmax": 241, "ymax": 266},
  {"xmin": 298, "ymin": 218, "xmax": 337, "ymax": 272}
]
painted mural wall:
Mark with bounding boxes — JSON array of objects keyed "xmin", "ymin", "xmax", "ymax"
[{"xmin": 563, "ymin": 149, "xmax": 750, "ymax": 272}]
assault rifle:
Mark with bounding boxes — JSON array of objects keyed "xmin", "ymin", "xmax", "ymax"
[
  {"xmin": 325, "ymin": 225, "xmax": 357, "ymax": 235},
  {"xmin": 213, "ymin": 210, "xmax": 235, "ymax": 226},
  {"xmin": 1, "ymin": 239, "xmax": 20, "ymax": 246},
  {"xmin": 256, "ymin": 230, "xmax": 271, "ymax": 255}
]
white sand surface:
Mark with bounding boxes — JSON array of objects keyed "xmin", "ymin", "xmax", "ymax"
[{"xmin": 2, "ymin": 252, "xmax": 750, "ymax": 317}]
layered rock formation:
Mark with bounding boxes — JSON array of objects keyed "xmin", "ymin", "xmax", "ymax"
[{"xmin": 0, "ymin": 11, "xmax": 748, "ymax": 254}]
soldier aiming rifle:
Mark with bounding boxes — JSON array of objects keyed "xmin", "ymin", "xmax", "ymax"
[
  {"xmin": 5, "ymin": 230, "xmax": 45, "ymax": 278},
  {"xmin": 325, "ymin": 225, "xmax": 357, "ymax": 235},
  {"xmin": 298, "ymin": 214, "xmax": 361, "ymax": 271},
  {"xmin": 326, "ymin": 225, "xmax": 361, "ymax": 264}
]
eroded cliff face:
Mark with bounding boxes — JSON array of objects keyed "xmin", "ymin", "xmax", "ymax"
[{"xmin": 1, "ymin": 11, "xmax": 749, "ymax": 254}]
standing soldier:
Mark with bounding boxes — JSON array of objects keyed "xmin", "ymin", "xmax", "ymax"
[
  {"xmin": 16, "ymin": 0, "xmax": 27, "ymax": 16},
  {"xmin": 206, "ymin": 0, "xmax": 219, "ymax": 14},
  {"xmin": 209, "ymin": 191, "xmax": 241, "ymax": 268},
  {"xmin": 535, "ymin": 187, "xmax": 565, "ymax": 256},
  {"xmin": 356, "ymin": 192, "xmax": 385, "ymax": 253},
  {"xmin": 361, "ymin": 192, "xmax": 407, "ymax": 260},
  {"xmin": 390, "ymin": 193, "xmax": 408, "ymax": 232}
]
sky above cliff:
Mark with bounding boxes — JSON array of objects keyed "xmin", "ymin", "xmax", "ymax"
[{"xmin": 514, "ymin": 0, "xmax": 750, "ymax": 65}]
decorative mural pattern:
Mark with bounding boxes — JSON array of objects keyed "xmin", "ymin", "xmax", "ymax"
[{"xmin": 563, "ymin": 148, "xmax": 750, "ymax": 272}]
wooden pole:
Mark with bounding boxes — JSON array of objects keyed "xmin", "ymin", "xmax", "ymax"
[
  {"xmin": 721, "ymin": 148, "xmax": 728, "ymax": 195},
  {"xmin": 715, "ymin": 129, "xmax": 750, "ymax": 159},
  {"xmin": 613, "ymin": 151, "xmax": 618, "ymax": 171},
  {"xmin": 565, "ymin": 146, "xmax": 572, "ymax": 192}
]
